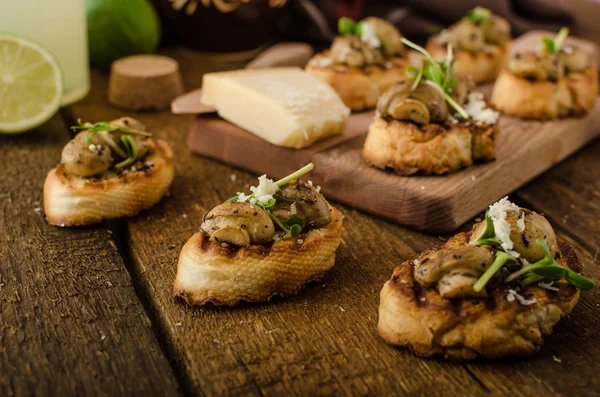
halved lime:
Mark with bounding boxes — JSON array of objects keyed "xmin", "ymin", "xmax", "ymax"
[{"xmin": 0, "ymin": 34, "xmax": 63, "ymax": 134}]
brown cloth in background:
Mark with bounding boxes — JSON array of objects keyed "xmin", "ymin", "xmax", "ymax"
[{"xmin": 275, "ymin": 0, "xmax": 574, "ymax": 45}]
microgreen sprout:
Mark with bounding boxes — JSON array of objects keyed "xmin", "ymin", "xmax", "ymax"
[
  {"xmin": 115, "ymin": 135, "xmax": 138, "ymax": 169},
  {"xmin": 505, "ymin": 239, "xmax": 594, "ymax": 289},
  {"xmin": 401, "ymin": 38, "xmax": 469, "ymax": 119},
  {"xmin": 472, "ymin": 211, "xmax": 501, "ymax": 246},
  {"xmin": 543, "ymin": 27, "xmax": 569, "ymax": 54},
  {"xmin": 338, "ymin": 17, "xmax": 359, "ymax": 35},
  {"xmin": 71, "ymin": 119, "xmax": 150, "ymax": 162},
  {"xmin": 473, "ymin": 251, "xmax": 518, "ymax": 292},
  {"xmin": 465, "ymin": 6, "xmax": 491, "ymax": 24}
]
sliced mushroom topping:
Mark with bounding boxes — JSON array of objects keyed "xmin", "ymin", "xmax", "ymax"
[
  {"xmin": 271, "ymin": 180, "xmax": 331, "ymax": 228},
  {"xmin": 61, "ymin": 132, "xmax": 112, "ymax": 177},
  {"xmin": 377, "ymin": 81, "xmax": 448, "ymax": 124},
  {"xmin": 201, "ymin": 202, "xmax": 275, "ymax": 246},
  {"xmin": 360, "ymin": 17, "xmax": 405, "ymax": 57},
  {"xmin": 330, "ymin": 35, "xmax": 385, "ymax": 67},
  {"xmin": 415, "ymin": 245, "xmax": 494, "ymax": 298},
  {"xmin": 470, "ymin": 209, "xmax": 558, "ymax": 263},
  {"xmin": 388, "ymin": 98, "xmax": 430, "ymax": 125},
  {"xmin": 445, "ymin": 21, "xmax": 485, "ymax": 52},
  {"xmin": 438, "ymin": 269, "xmax": 484, "ymax": 299},
  {"xmin": 560, "ymin": 45, "xmax": 588, "ymax": 73},
  {"xmin": 108, "ymin": 117, "xmax": 152, "ymax": 159},
  {"xmin": 481, "ymin": 16, "xmax": 511, "ymax": 45},
  {"xmin": 508, "ymin": 51, "xmax": 563, "ymax": 81},
  {"xmin": 449, "ymin": 77, "xmax": 475, "ymax": 106}
]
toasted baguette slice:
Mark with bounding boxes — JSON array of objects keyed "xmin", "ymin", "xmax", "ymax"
[
  {"xmin": 426, "ymin": 38, "xmax": 510, "ymax": 83},
  {"xmin": 362, "ymin": 117, "xmax": 498, "ymax": 175},
  {"xmin": 306, "ymin": 51, "xmax": 410, "ymax": 111},
  {"xmin": 44, "ymin": 139, "xmax": 174, "ymax": 226},
  {"xmin": 491, "ymin": 67, "xmax": 598, "ymax": 119},
  {"xmin": 378, "ymin": 232, "xmax": 581, "ymax": 359},
  {"xmin": 174, "ymin": 207, "xmax": 343, "ymax": 306}
]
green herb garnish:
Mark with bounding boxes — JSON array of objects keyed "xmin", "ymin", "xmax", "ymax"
[
  {"xmin": 226, "ymin": 163, "xmax": 316, "ymax": 240},
  {"xmin": 338, "ymin": 17, "xmax": 359, "ymax": 35},
  {"xmin": 472, "ymin": 210, "xmax": 501, "ymax": 246},
  {"xmin": 543, "ymin": 27, "xmax": 569, "ymax": 54},
  {"xmin": 115, "ymin": 135, "xmax": 138, "ymax": 169},
  {"xmin": 505, "ymin": 239, "xmax": 594, "ymax": 289},
  {"xmin": 71, "ymin": 119, "xmax": 151, "ymax": 162},
  {"xmin": 401, "ymin": 38, "xmax": 469, "ymax": 119},
  {"xmin": 465, "ymin": 6, "xmax": 491, "ymax": 24},
  {"xmin": 473, "ymin": 251, "xmax": 519, "ymax": 292}
]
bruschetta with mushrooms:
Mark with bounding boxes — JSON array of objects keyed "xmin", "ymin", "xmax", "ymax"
[
  {"xmin": 306, "ymin": 17, "xmax": 410, "ymax": 111},
  {"xmin": 44, "ymin": 117, "xmax": 174, "ymax": 226},
  {"xmin": 173, "ymin": 164, "xmax": 343, "ymax": 306},
  {"xmin": 362, "ymin": 40, "xmax": 499, "ymax": 175},
  {"xmin": 491, "ymin": 28, "xmax": 598, "ymax": 119},
  {"xmin": 378, "ymin": 197, "xmax": 594, "ymax": 359},
  {"xmin": 426, "ymin": 7, "xmax": 511, "ymax": 83}
]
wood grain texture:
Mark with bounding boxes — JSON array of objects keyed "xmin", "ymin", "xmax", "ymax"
[
  {"xmin": 70, "ymin": 46, "xmax": 600, "ymax": 396},
  {"xmin": 0, "ymin": 115, "xmax": 181, "ymax": 397}
]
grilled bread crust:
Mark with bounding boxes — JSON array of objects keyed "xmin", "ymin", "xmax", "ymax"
[
  {"xmin": 362, "ymin": 117, "xmax": 498, "ymax": 175},
  {"xmin": 44, "ymin": 139, "xmax": 174, "ymax": 226},
  {"xmin": 174, "ymin": 207, "xmax": 343, "ymax": 306},
  {"xmin": 378, "ymin": 232, "xmax": 582, "ymax": 359},
  {"xmin": 491, "ymin": 67, "xmax": 598, "ymax": 119},
  {"xmin": 306, "ymin": 51, "xmax": 410, "ymax": 111},
  {"xmin": 426, "ymin": 38, "xmax": 510, "ymax": 83}
]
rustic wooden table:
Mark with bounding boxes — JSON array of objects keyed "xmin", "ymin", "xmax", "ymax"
[{"xmin": 1, "ymin": 48, "xmax": 599, "ymax": 397}]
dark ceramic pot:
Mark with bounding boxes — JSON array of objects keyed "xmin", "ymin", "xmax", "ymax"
[{"xmin": 152, "ymin": 0, "xmax": 286, "ymax": 54}]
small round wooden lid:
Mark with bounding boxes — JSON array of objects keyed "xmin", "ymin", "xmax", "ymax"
[{"xmin": 108, "ymin": 55, "xmax": 184, "ymax": 112}]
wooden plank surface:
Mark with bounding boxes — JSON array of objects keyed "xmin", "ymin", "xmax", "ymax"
[
  {"xmin": 0, "ymin": 116, "xmax": 181, "ymax": 397},
  {"xmin": 69, "ymin": 47, "xmax": 600, "ymax": 396},
  {"xmin": 185, "ymin": 31, "xmax": 600, "ymax": 233}
]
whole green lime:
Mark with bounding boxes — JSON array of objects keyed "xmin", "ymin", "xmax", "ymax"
[{"xmin": 87, "ymin": 0, "xmax": 161, "ymax": 68}]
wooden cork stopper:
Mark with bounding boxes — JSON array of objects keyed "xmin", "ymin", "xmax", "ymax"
[{"xmin": 108, "ymin": 55, "xmax": 184, "ymax": 112}]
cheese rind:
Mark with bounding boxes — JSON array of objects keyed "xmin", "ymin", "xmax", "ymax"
[{"xmin": 201, "ymin": 67, "xmax": 350, "ymax": 148}]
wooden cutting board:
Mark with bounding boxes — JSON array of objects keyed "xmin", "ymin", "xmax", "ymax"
[{"xmin": 187, "ymin": 31, "xmax": 600, "ymax": 232}]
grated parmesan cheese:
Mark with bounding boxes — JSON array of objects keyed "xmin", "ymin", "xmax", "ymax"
[
  {"xmin": 360, "ymin": 22, "xmax": 381, "ymax": 48},
  {"xmin": 290, "ymin": 202, "xmax": 297, "ymax": 215},
  {"xmin": 488, "ymin": 197, "xmax": 521, "ymax": 257},
  {"xmin": 506, "ymin": 288, "xmax": 537, "ymax": 306},
  {"xmin": 538, "ymin": 281, "xmax": 560, "ymax": 291},
  {"xmin": 249, "ymin": 174, "xmax": 279, "ymax": 202},
  {"xmin": 464, "ymin": 92, "xmax": 499, "ymax": 125}
]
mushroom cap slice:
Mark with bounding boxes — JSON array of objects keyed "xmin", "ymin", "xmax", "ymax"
[
  {"xmin": 509, "ymin": 210, "xmax": 558, "ymax": 263},
  {"xmin": 61, "ymin": 133, "xmax": 112, "ymax": 177},
  {"xmin": 201, "ymin": 202, "xmax": 275, "ymax": 246},
  {"xmin": 415, "ymin": 245, "xmax": 494, "ymax": 286},
  {"xmin": 108, "ymin": 117, "xmax": 152, "ymax": 160},
  {"xmin": 376, "ymin": 80, "xmax": 413, "ymax": 115},
  {"xmin": 410, "ymin": 82, "xmax": 448, "ymax": 123},
  {"xmin": 271, "ymin": 180, "xmax": 332, "ymax": 228},
  {"xmin": 438, "ymin": 269, "xmax": 488, "ymax": 299},
  {"xmin": 449, "ymin": 77, "xmax": 475, "ymax": 106},
  {"xmin": 449, "ymin": 21, "xmax": 485, "ymax": 52},
  {"xmin": 330, "ymin": 36, "xmax": 366, "ymax": 67},
  {"xmin": 470, "ymin": 209, "xmax": 558, "ymax": 263},
  {"xmin": 387, "ymin": 98, "xmax": 430, "ymax": 125},
  {"xmin": 560, "ymin": 45, "xmax": 588, "ymax": 73},
  {"xmin": 481, "ymin": 16, "xmax": 511, "ymax": 45},
  {"xmin": 508, "ymin": 52, "xmax": 549, "ymax": 80},
  {"xmin": 360, "ymin": 17, "xmax": 405, "ymax": 56}
]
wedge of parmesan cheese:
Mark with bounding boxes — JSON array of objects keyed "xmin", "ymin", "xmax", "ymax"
[{"xmin": 201, "ymin": 67, "xmax": 350, "ymax": 149}]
